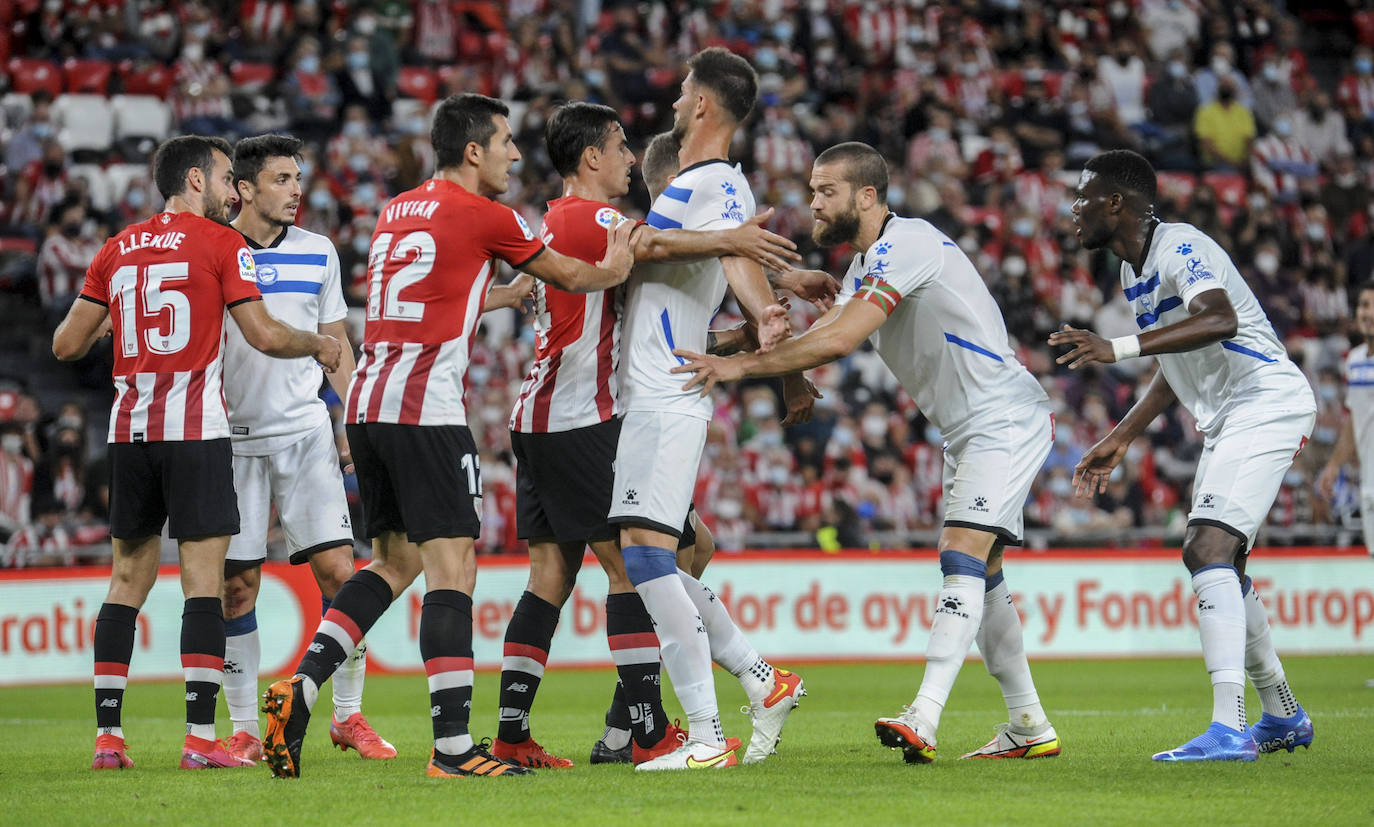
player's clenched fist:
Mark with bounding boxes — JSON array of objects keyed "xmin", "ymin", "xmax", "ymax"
[
  {"xmin": 315, "ymin": 334, "xmax": 343, "ymax": 373},
  {"xmin": 597, "ymin": 216, "xmax": 636, "ymax": 278}
]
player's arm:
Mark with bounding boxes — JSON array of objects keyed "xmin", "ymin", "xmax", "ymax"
[
  {"xmin": 1072, "ymin": 368, "xmax": 1180, "ymax": 497},
  {"xmin": 318, "ymin": 320, "xmax": 356, "ymax": 400},
  {"xmin": 1050, "ymin": 289, "xmax": 1238, "ymax": 370},
  {"xmin": 631, "ymin": 207, "xmax": 801, "ymax": 272},
  {"xmin": 52, "ymin": 297, "xmax": 112, "ymax": 361},
  {"xmin": 1318, "ymin": 414, "xmax": 1357, "ymax": 499},
  {"xmin": 769, "ymin": 267, "xmax": 841, "ymax": 310},
  {"xmin": 672, "ymin": 301, "xmax": 879, "ymax": 396},
  {"xmin": 483, "ymin": 273, "xmax": 534, "ymax": 312},
  {"xmin": 230, "ymin": 300, "xmax": 342, "ymax": 372},
  {"xmin": 721, "ymin": 255, "xmax": 791, "ymax": 351},
  {"xmin": 521, "ymin": 219, "xmax": 634, "ymax": 293}
]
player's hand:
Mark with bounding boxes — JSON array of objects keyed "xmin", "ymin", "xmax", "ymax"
[
  {"xmin": 754, "ymin": 303, "xmax": 789, "ymax": 353},
  {"xmin": 1049, "ymin": 324, "xmax": 1115, "ymax": 370},
  {"xmin": 781, "ymin": 372, "xmax": 821, "ymax": 425},
  {"xmin": 1072, "ymin": 433, "xmax": 1130, "ymax": 497},
  {"xmin": 729, "ymin": 208, "xmax": 802, "ymax": 272},
  {"xmin": 1316, "ymin": 461, "xmax": 1341, "ymax": 500},
  {"xmin": 597, "ymin": 216, "xmax": 636, "ymax": 280},
  {"xmin": 315, "ymin": 334, "xmax": 343, "ymax": 373},
  {"xmin": 671, "ymin": 350, "xmax": 744, "ymax": 397},
  {"xmin": 485, "ymin": 273, "xmax": 535, "ymax": 312},
  {"xmin": 97, "ymin": 317, "xmax": 113, "ymax": 339},
  {"xmin": 778, "ymin": 267, "xmax": 840, "ymax": 311}
]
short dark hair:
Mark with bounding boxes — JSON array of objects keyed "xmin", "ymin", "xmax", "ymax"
[
  {"xmin": 687, "ymin": 47, "xmax": 758, "ymax": 124},
  {"xmin": 152, "ymin": 135, "xmax": 233, "ymax": 200},
  {"xmin": 641, "ymin": 131, "xmax": 682, "ymax": 198},
  {"xmin": 1360, "ymin": 279, "xmax": 1374, "ymax": 296},
  {"xmin": 432, "ymin": 93, "xmax": 510, "ymax": 170},
  {"xmin": 232, "ymin": 134, "xmax": 304, "ymax": 187},
  {"xmin": 1083, "ymin": 149, "xmax": 1158, "ymax": 203},
  {"xmin": 545, "ymin": 102, "xmax": 620, "ymax": 178},
  {"xmin": 815, "ymin": 142, "xmax": 889, "ymax": 201}
]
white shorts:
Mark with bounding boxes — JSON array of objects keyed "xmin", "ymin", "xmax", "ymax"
[
  {"xmin": 1189, "ymin": 408, "xmax": 1316, "ymax": 549},
  {"xmin": 227, "ymin": 421, "xmax": 353, "ymax": 565},
  {"xmin": 942, "ymin": 403, "xmax": 1054, "ymax": 546},
  {"xmin": 607, "ymin": 411, "xmax": 708, "ymax": 538}
]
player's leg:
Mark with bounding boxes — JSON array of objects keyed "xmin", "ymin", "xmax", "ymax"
[
  {"xmin": 220, "ymin": 451, "xmax": 269, "ymax": 760},
  {"xmin": 493, "ymin": 538, "xmax": 578, "ymax": 767},
  {"xmin": 1154, "ymin": 409, "xmax": 1311, "ymax": 762},
  {"xmin": 962, "ymin": 541, "xmax": 1058, "ymax": 760},
  {"xmin": 92, "ymin": 442, "xmax": 163, "ymax": 769},
  {"xmin": 1239, "ymin": 565, "xmax": 1310, "ymax": 752},
  {"xmin": 166, "ymin": 437, "xmax": 252, "ymax": 770},
  {"xmin": 675, "ymin": 505, "xmax": 715, "ymax": 579}
]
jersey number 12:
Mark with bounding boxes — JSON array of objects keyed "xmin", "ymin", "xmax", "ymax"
[{"xmin": 367, "ymin": 231, "xmax": 436, "ymax": 322}]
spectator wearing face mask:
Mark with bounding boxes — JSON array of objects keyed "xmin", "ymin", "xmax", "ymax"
[
  {"xmin": 1338, "ymin": 47, "xmax": 1374, "ymax": 122},
  {"xmin": 1252, "ymin": 54, "xmax": 1299, "ymax": 132},
  {"xmin": 36, "ymin": 198, "xmax": 99, "ymax": 323},
  {"xmin": 0, "ymin": 423, "xmax": 34, "ymax": 543},
  {"xmin": 284, "ymin": 37, "xmax": 341, "ymax": 141},
  {"xmin": 1193, "ymin": 78, "xmax": 1255, "ymax": 169},
  {"xmin": 1319, "ymin": 153, "xmax": 1372, "ymax": 240},
  {"xmin": 171, "ymin": 35, "xmax": 239, "ymax": 137},
  {"xmin": 1250, "ymin": 117, "xmax": 1318, "ymax": 204},
  {"xmin": 1294, "ymin": 92, "xmax": 1353, "ymax": 169},
  {"xmin": 1194, "ymin": 42, "xmax": 1253, "ymax": 108},
  {"xmin": 336, "ymin": 36, "xmax": 391, "ymax": 125},
  {"xmin": 4, "ymin": 91, "xmax": 55, "ymax": 175}
]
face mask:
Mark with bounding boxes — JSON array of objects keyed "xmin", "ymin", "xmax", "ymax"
[
  {"xmin": 817, "ymin": 46, "xmax": 836, "ymax": 64},
  {"xmin": 927, "ymin": 127, "xmax": 949, "ymax": 141},
  {"xmin": 1273, "ymin": 119, "xmax": 1293, "ymax": 138},
  {"xmin": 349, "ymin": 154, "xmax": 371, "ymax": 173},
  {"xmin": 1338, "ymin": 172, "xmax": 1359, "ymax": 187},
  {"xmin": 298, "ymin": 159, "xmax": 313, "ymax": 179},
  {"xmin": 958, "ymin": 234, "xmax": 979, "ymax": 254},
  {"xmin": 960, "ymin": 62, "xmax": 979, "ymax": 78},
  {"xmin": 61, "ymin": 221, "xmax": 82, "ymax": 237},
  {"xmin": 58, "ymin": 414, "xmax": 83, "ymax": 431},
  {"xmin": 298, "ymin": 54, "xmax": 320, "ymax": 74},
  {"xmin": 1306, "ymin": 221, "xmax": 1326, "ymax": 242},
  {"xmin": 585, "ymin": 69, "xmax": 607, "ymax": 88},
  {"xmin": 716, "ymin": 498, "xmax": 743, "ymax": 519},
  {"xmin": 343, "ymin": 120, "xmax": 368, "ymax": 139},
  {"xmin": 1012, "ymin": 218, "xmax": 1034, "ymax": 237},
  {"xmin": 755, "ymin": 48, "xmax": 779, "ymax": 71},
  {"xmin": 773, "ymin": 21, "xmax": 794, "ymax": 42},
  {"xmin": 43, "ymin": 160, "xmax": 63, "ymax": 177},
  {"xmin": 1054, "ymin": 427, "xmax": 1073, "ymax": 446},
  {"xmin": 861, "ymin": 415, "xmax": 886, "ymax": 441},
  {"xmin": 1003, "ymin": 256, "xmax": 1028, "ymax": 277},
  {"xmin": 1248, "ymin": 192, "xmax": 1267, "ymax": 211},
  {"xmin": 126, "ymin": 188, "xmax": 146, "ymax": 208},
  {"xmin": 782, "ymin": 188, "xmax": 803, "ymax": 208},
  {"xmin": 1263, "ymin": 64, "xmax": 1281, "ymax": 83},
  {"xmin": 888, "ymin": 184, "xmax": 906, "ymax": 207},
  {"xmin": 347, "ymin": 51, "xmax": 369, "ymax": 71},
  {"xmin": 1169, "ymin": 60, "xmax": 1187, "ymax": 79},
  {"xmin": 1, "ymin": 435, "xmax": 22, "ymax": 455},
  {"xmin": 1359, "ymin": 57, "xmax": 1373, "ymax": 75},
  {"xmin": 1218, "ymin": 87, "xmax": 1236, "ymax": 103},
  {"xmin": 309, "ymin": 189, "xmax": 331, "ymax": 209},
  {"xmin": 468, "ymin": 365, "xmax": 491, "ymax": 386},
  {"xmin": 1319, "ymin": 383, "xmax": 1340, "ymax": 402},
  {"xmin": 183, "ymin": 43, "xmax": 204, "ymax": 63},
  {"xmin": 408, "ymin": 117, "xmax": 428, "ymax": 136},
  {"xmin": 352, "ymin": 234, "xmax": 371, "ymax": 254},
  {"xmin": 924, "ymin": 425, "xmax": 942, "ymax": 445},
  {"xmin": 32, "ymin": 122, "xmax": 51, "ymax": 138},
  {"xmin": 748, "ymin": 399, "xmax": 775, "ymax": 419},
  {"xmin": 355, "ymin": 15, "xmax": 377, "ymax": 35},
  {"xmin": 1255, "ymin": 251, "xmax": 1279, "ymax": 276},
  {"xmin": 768, "ymin": 466, "xmax": 789, "ymax": 486},
  {"xmin": 1049, "ymin": 476, "xmax": 1073, "ymax": 497},
  {"xmin": 831, "ymin": 425, "xmax": 854, "ymax": 447},
  {"xmin": 1211, "ymin": 55, "xmax": 1231, "ymax": 75},
  {"xmin": 758, "ymin": 428, "xmax": 783, "ymax": 447}
]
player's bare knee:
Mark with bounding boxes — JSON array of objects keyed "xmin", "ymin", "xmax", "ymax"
[
  {"xmin": 222, "ymin": 565, "xmax": 260, "ymax": 618},
  {"xmin": 311, "ymin": 546, "xmax": 356, "ymax": 598},
  {"xmin": 1181, "ymin": 525, "xmax": 1243, "ymax": 573}
]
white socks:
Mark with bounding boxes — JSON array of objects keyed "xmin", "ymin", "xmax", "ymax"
[
  {"xmin": 910, "ymin": 551, "xmax": 987, "ymax": 741},
  {"xmin": 224, "ymin": 626, "xmax": 261, "ymax": 738},
  {"xmin": 677, "ymin": 571, "xmax": 774, "ymax": 704},
  {"xmin": 1192, "ymin": 565, "xmax": 1247, "ymax": 732},
  {"xmin": 332, "ymin": 641, "xmax": 367, "ymax": 721},
  {"xmin": 635, "ymin": 571, "xmax": 723, "ymax": 745},
  {"xmin": 1242, "ymin": 578, "xmax": 1300, "ymax": 718},
  {"xmin": 976, "ymin": 575, "xmax": 1049, "ymax": 736}
]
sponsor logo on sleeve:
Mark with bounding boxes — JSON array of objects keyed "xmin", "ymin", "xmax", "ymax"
[
  {"xmin": 595, "ymin": 207, "xmax": 625, "ymax": 228},
  {"xmin": 512, "ymin": 210, "xmax": 535, "ymax": 240},
  {"xmin": 1183, "ymin": 256, "xmax": 1216, "ymax": 286},
  {"xmin": 237, "ymin": 248, "xmax": 257, "ymax": 283}
]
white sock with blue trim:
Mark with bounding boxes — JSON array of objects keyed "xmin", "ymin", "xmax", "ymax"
[{"xmin": 910, "ymin": 551, "xmax": 986, "ymax": 741}]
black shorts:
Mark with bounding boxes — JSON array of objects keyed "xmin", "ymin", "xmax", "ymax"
[
  {"xmin": 512, "ymin": 419, "xmax": 701, "ymax": 548},
  {"xmin": 347, "ymin": 422, "xmax": 481, "ymax": 544},
  {"xmin": 512, "ymin": 419, "xmax": 620, "ymax": 543},
  {"xmin": 109, "ymin": 438, "xmax": 239, "ymax": 541}
]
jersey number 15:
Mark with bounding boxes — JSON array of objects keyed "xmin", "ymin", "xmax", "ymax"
[{"xmin": 110, "ymin": 262, "xmax": 191, "ymax": 357}]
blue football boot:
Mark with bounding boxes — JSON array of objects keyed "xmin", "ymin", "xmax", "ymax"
[
  {"xmin": 1248, "ymin": 706, "xmax": 1313, "ymax": 754},
  {"xmin": 1151, "ymin": 722, "xmax": 1258, "ymax": 762}
]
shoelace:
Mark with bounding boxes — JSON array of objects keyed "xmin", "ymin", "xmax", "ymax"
[{"xmin": 346, "ymin": 720, "xmax": 385, "ymax": 746}]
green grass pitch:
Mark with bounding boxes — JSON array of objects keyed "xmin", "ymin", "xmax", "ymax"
[{"xmin": 2, "ymin": 657, "xmax": 1369, "ymax": 825}]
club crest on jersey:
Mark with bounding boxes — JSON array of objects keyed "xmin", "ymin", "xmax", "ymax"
[
  {"xmin": 255, "ymin": 263, "xmax": 278, "ymax": 286},
  {"xmin": 595, "ymin": 207, "xmax": 625, "ymax": 228},
  {"xmin": 237, "ymin": 248, "xmax": 257, "ymax": 282},
  {"xmin": 513, "ymin": 210, "xmax": 535, "ymax": 240}
]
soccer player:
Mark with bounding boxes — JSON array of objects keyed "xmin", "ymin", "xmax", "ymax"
[
  {"xmin": 261, "ymin": 92, "xmax": 635, "ymax": 780},
  {"xmin": 612, "ymin": 48, "xmax": 813, "ymax": 772},
  {"xmin": 53, "ymin": 135, "xmax": 342, "ymax": 770},
  {"xmin": 1050, "ymin": 149, "xmax": 1316, "ymax": 761},
  {"xmin": 215, "ymin": 134, "xmax": 393, "ymax": 764},
  {"xmin": 493, "ymin": 105, "xmax": 802, "ymax": 769},
  {"xmin": 1318, "ymin": 282, "xmax": 1374, "ymax": 556},
  {"xmin": 673, "ymin": 141, "xmax": 1061, "ymax": 765}
]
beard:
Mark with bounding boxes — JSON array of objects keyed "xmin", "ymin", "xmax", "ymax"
[
  {"xmin": 812, "ymin": 199, "xmax": 860, "ymax": 248},
  {"xmin": 203, "ymin": 190, "xmax": 230, "ymax": 225},
  {"xmin": 670, "ymin": 109, "xmax": 689, "ymax": 144}
]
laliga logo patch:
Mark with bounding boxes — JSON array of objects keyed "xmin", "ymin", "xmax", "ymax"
[
  {"xmin": 237, "ymin": 248, "xmax": 257, "ymax": 283},
  {"xmin": 256, "ymin": 263, "xmax": 279, "ymax": 286},
  {"xmin": 595, "ymin": 207, "xmax": 624, "ymax": 228},
  {"xmin": 513, "ymin": 210, "xmax": 535, "ymax": 240}
]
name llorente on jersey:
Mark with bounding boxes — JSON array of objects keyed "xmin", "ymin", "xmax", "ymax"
[{"xmin": 383, "ymin": 199, "xmax": 441, "ymax": 223}]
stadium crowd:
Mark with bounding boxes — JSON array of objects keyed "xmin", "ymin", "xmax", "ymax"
[{"xmin": 0, "ymin": 0, "xmax": 1370, "ymax": 561}]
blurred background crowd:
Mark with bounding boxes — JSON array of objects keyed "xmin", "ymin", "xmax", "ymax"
[{"xmin": 0, "ymin": 0, "xmax": 1370, "ymax": 564}]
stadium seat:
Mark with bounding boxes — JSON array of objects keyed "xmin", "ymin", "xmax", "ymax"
[
  {"xmin": 117, "ymin": 61, "xmax": 174, "ymax": 97},
  {"xmin": 1156, "ymin": 171, "xmax": 1198, "ymax": 204},
  {"xmin": 67, "ymin": 163, "xmax": 115, "ymax": 211},
  {"xmin": 52, "ymin": 94, "xmax": 115, "ymax": 156},
  {"xmin": 111, "ymin": 95, "xmax": 172, "ymax": 141},
  {"xmin": 230, "ymin": 61, "xmax": 276, "ymax": 91},
  {"xmin": 104, "ymin": 163, "xmax": 152, "ymax": 204},
  {"xmin": 63, "ymin": 58, "xmax": 113, "ymax": 94},
  {"xmin": 6, "ymin": 58, "xmax": 62, "ymax": 97},
  {"xmin": 1202, "ymin": 172, "xmax": 1248, "ymax": 207},
  {"xmin": 389, "ymin": 96, "xmax": 427, "ymax": 127},
  {"xmin": 397, "ymin": 66, "xmax": 439, "ymax": 104}
]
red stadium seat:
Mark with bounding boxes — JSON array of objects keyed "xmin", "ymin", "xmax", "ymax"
[
  {"xmin": 64, "ymin": 58, "xmax": 113, "ymax": 94},
  {"xmin": 1202, "ymin": 172, "xmax": 1248, "ymax": 207},
  {"xmin": 6, "ymin": 57, "xmax": 62, "ymax": 97},
  {"xmin": 1156, "ymin": 171, "xmax": 1198, "ymax": 204},
  {"xmin": 398, "ymin": 66, "xmax": 439, "ymax": 104},
  {"xmin": 230, "ymin": 61, "xmax": 275, "ymax": 91},
  {"xmin": 118, "ymin": 61, "xmax": 174, "ymax": 97}
]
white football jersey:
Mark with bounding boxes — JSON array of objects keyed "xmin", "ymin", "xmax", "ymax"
[
  {"xmin": 618, "ymin": 160, "xmax": 755, "ymax": 420},
  {"xmin": 1120, "ymin": 222, "xmax": 1314, "ymax": 436},
  {"xmin": 224, "ymin": 226, "xmax": 348, "ymax": 455},
  {"xmin": 834, "ymin": 215, "xmax": 1047, "ymax": 440},
  {"xmin": 1345, "ymin": 343, "xmax": 1374, "ymax": 494}
]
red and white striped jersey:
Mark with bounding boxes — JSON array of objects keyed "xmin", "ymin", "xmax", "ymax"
[
  {"xmin": 346, "ymin": 178, "xmax": 545, "ymax": 426},
  {"xmin": 37, "ymin": 232, "xmax": 99, "ymax": 306},
  {"xmin": 510, "ymin": 196, "xmax": 630, "ymax": 433},
  {"xmin": 0, "ymin": 451, "xmax": 33, "ymax": 529},
  {"xmin": 80, "ymin": 211, "xmax": 262, "ymax": 443}
]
